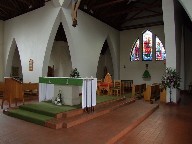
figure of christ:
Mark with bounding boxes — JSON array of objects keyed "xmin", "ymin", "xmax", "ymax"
[
  {"xmin": 71, "ymin": 0, "xmax": 81, "ymax": 27},
  {"xmin": 143, "ymin": 37, "xmax": 152, "ymax": 58}
]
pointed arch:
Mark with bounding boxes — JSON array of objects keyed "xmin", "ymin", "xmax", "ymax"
[
  {"xmin": 96, "ymin": 40, "xmax": 114, "ymax": 79},
  {"xmin": 155, "ymin": 35, "xmax": 166, "ymax": 60},
  {"xmin": 142, "ymin": 30, "xmax": 153, "ymax": 61},
  {"xmin": 42, "ymin": 9, "xmax": 73, "ymax": 77},
  {"xmin": 130, "ymin": 38, "xmax": 140, "ymax": 61},
  {"xmin": 106, "ymin": 35, "xmax": 118, "ymax": 79},
  {"xmin": 5, "ymin": 38, "xmax": 17, "ymax": 77}
]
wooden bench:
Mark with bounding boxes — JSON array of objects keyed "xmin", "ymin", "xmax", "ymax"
[
  {"xmin": 121, "ymin": 80, "xmax": 133, "ymax": 93},
  {"xmin": 132, "ymin": 83, "xmax": 146, "ymax": 98},
  {"xmin": 160, "ymin": 88, "xmax": 166, "ymax": 102},
  {"xmin": 144, "ymin": 84, "xmax": 160, "ymax": 101}
]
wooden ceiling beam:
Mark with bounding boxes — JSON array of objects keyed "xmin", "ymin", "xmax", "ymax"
[
  {"xmin": 0, "ymin": 5, "xmax": 18, "ymax": 12},
  {"xmin": 9, "ymin": 0, "xmax": 20, "ymax": 9},
  {"xmin": 92, "ymin": 0, "xmax": 128, "ymax": 10},
  {"xmin": 120, "ymin": 21, "xmax": 164, "ymax": 30},
  {"xmin": 17, "ymin": 0, "xmax": 30, "ymax": 5},
  {"xmin": 145, "ymin": 9, "xmax": 162, "ymax": 14},
  {"xmin": 104, "ymin": 4, "xmax": 161, "ymax": 18},
  {"xmin": 127, "ymin": 13, "xmax": 163, "ymax": 21}
]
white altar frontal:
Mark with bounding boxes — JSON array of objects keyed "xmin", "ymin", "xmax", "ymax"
[{"xmin": 39, "ymin": 77, "xmax": 97, "ymax": 107}]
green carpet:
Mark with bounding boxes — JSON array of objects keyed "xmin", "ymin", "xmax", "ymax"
[
  {"xmin": 96, "ymin": 93, "xmax": 132, "ymax": 104},
  {"xmin": 8, "ymin": 109, "xmax": 53, "ymax": 125},
  {"xmin": 19, "ymin": 102, "xmax": 80, "ymax": 117},
  {"xmin": 8, "ymin": 93, "xmax": 132, "ymax": 126}
]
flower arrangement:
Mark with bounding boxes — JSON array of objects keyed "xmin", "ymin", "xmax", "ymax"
[
  {"xmin": 162, "ymin": 67, "xmax": 181, "ymax": 103},
  {"xmin": 162, "ymin": 67, "xmax": 181, "ymax": 89},
  {"xmin": 70, "ymin": 68, "xmax": 80, "ymax": 78},
  {"xmin": 54, "ymin": 90, "xmax": 62, "ymax": 106}
]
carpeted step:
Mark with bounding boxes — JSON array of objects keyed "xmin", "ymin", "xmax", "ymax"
[
  {"xmin": 62, "ymin": 97, "xmax": 127, "ymax": 119},
  {"xmin": 45, "ymin": 98, "xmax": 136, "ymax": 129},
  {"xmin": 19, "ymin": 102, "xmax": 78, "ymax": 118},
  {"xmin": 63, "ymin": 98, "xmax": 135, "ymax": 128},
  {"xmin": 8, "ymin": 109, "xmax": 53, "ymax": 126}
]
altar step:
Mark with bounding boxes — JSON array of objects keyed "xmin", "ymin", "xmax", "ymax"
[
  {"xmin": 6, "ymin": 97, "xmax": 135, "ymax": 129},
  {"xmin": 45, "ymin": 98, "xmax": 135, "ymax": 129},
  {"xmin": 7, "ymin": 108, "xmax": 53, "ymax": 126}
]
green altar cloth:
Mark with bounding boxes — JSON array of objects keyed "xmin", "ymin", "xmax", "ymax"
[{"xmin": 39, "ymin": 77, "xmax": 83, "ymax": 86}]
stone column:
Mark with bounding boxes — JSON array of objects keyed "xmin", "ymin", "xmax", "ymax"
[{"xmin": 162, "ymin": 0, "xmax": 177, "ymax": 103}]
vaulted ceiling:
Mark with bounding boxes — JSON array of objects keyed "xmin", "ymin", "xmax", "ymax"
[{"xmin": 0, "ymin": 0, "xmax": 163, "ymax": 31}]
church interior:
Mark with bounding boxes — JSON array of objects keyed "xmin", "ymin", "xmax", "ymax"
[{"xmin": 0, "ymin": 0, "xmax": 192, "ymax": 143}]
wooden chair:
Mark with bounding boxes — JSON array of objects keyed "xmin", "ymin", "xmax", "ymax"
[
  {"xmin": 112, "ymin": 80, "xmax": 121, "ymax": 96},
  {"xmin": 96, "ymin": 79, "xmax": 102, "ymax": 95},
  {"xmin": 98, "ymin": 73, "xmax": 113, "ymax": 95}
]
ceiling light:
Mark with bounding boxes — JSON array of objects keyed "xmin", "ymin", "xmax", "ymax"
[
  {"xmin": 84, "ymin": 5, "xmax": 87, "ymax": 10},
  {"xmin": 29, "ymin": 5, "xmax": 32, "ymax": 9}
]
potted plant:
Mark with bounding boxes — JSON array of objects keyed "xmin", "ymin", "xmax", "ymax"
[
  {"xmin": 70, "ymin": 68, "xmax": 80, "ymax": 78},
  {"xmin": 161, "ymin": 67, "xmax": 181, "ymax": 103}
]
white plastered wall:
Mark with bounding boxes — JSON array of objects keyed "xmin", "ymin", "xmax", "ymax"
[
  {"xmin": 120, "ymin": 25, "xmax": 166, "ymax": 85},
  {"xmin": 3, "ymin": 1, "xmax": 120, "ymax": 83},
  {"xmin": 49, "ymin": 41, "xmax": 72, "ymax": 77},
  {"xmin": 0, "ymin": 21, "xmax": 3, "ymax": 81},
  {"xmin": 60, "ymin": 7, "xmax": 119, "ymax": 79},
  {"xmin": 178, "ymin": 0, "xmax": 192, "ymax": 21}
]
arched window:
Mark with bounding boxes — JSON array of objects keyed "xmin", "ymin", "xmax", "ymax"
[
  {"xmin": 130, "ymin": 38, "xmax": 140, "ymax": 61},
  {"xmin": 142, "ymin": 30, "xmax": 152, "ymax": 61},
  {"xmin": 156, "ymin": 36, "xmax": 166, "ymax": 60},
  {"xmin": 130, "ymin": 29, "xmax": 166, "ymax": 61}
]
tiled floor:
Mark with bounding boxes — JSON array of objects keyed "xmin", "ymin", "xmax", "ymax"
[
  {"xmin": 116, "ymin": 94, "xmax": 192, "ymax": 144},
  {"xmin": 0, "ymin": 94, "xmax": 192, "ymax": 144}
]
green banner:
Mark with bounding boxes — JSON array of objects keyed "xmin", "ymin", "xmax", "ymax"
[{"xmin": 39, "ymin": 77, "xmax": 83, "ymax": 86}]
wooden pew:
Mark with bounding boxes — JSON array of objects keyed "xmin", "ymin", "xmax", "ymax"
[
  {"xmin": 132, "ymin": 83, "xmax": 146, "ymax": 98},
  {"xmin": 160, "ymin": 88, "xmax": 166, "ymax": 102},
  {"xmin": 144, "ymin": 84, "xmax": 160, "ymax": 101},
  {"xmin": 2, "ymin": 77, "xmax": 24, "ymax": 109},
  {"xmin": 121, "ymin": 80, "xmax": 133, "ymax": 93}
]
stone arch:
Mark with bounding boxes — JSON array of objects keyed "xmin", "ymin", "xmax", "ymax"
[
  {"xmin": 106, "ymin": 35, "xmax": 119, "ymax": 79},
  {"xmin": 42, "ymin": 9, "xmax": 73, "ymax": 76},
  {"xmin": 5, "ymin": 38, "xmax": 22, "ymax": 77}
]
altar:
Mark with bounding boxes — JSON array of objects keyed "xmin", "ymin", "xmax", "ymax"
[{"xmin": 39, "ymin": 77, "xmax": 97, "ymax": 108}]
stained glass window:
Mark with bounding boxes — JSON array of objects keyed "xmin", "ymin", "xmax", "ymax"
[
  {"xmin": 142, "ymin": 30, "xmax": 152, "ymax": 61},
  {"xmin": 130, "ymin": 38, "xmax": 140, "ymax": 61},
  {"xmin": 156, "ymin": 36, "xmax": 166, "ymax": 60}
]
